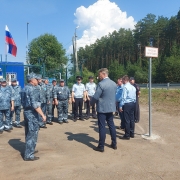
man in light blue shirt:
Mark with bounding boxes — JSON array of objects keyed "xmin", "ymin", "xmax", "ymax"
[
  {"xmin": 72, "ymin": 76, "xmax": 86, "ymax": 121},
  {"xmin": 115, "ymin": 77, "xmax": 125, "ymax": 129},
  {"xmin": 119, "ymin": 75, "xmax": 136, "ymax": 140},
  {"xmin": 85, "ymin": 76, "xmax": 97, "ymax": 119}
]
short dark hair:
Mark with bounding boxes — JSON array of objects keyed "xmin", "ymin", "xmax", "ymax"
[{"xmin": 122, "ymin": 75, "xmax": 129, "ymax": 81}]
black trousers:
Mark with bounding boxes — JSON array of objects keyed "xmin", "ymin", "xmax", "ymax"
[
  {"xmin": 86, "ymin": 96, "xmax": 96, "ymax": 117},
  {"xmin": 134, "ymin": 97, "xmax": 140, "ymax": 123},
  {"xmin": 74, "ymin": 98, "xmax": 83, "ymax": 118},
  {"xmin": 123, "ymin": 102, "xmax": 135, "ymax": 137}
]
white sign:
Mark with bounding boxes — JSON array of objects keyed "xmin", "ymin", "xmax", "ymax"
[{"xmin": 145, "ymin": 47, "xmax": 158, "ymax": 58}]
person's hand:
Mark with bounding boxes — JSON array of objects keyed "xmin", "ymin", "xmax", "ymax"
[
  {"xmin": 84, "ymin": 98, "xmax": 87, "ymax": 102},
  {"xmin": 55, "ymin": 100, "xmax": 58, "ymax": 105},
  {"xmin": 68, "ymin": 99, "xmax": 71, "ymax": 104},
  {"xmin": 72, "ymin": 98, "xmax": 75, "ymax": 103},
  {"xmin": 119, "ymin": 107, "xmax": 123, "ymax": 112},
  {"xmin": 11, "ymin": 106, "xmax": 14, "ymax": 111},
  {"xmin": 47, "ymin": 101, "xmax": 50, "ymax": 104},
  {"xmin": 52, "ymin": 101, "xmax": 55, "ymax": 105},
  {"xmin": 42, "ymin": 114, "xmax": 46, "ymax": 122},
  {"xmin": 87, "ymin": 97, "xmax": 90, "ymax": 101}
]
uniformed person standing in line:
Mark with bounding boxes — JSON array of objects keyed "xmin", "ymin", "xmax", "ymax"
[
  {"xmin": 51, "ymin": 79, "xmax": 57, "ymax": 121},
  {"xmin": 46, "ymin": 79, "xmax": 56, "ymax": 125},
  {"xmin": 130, "ymin": 77, "xmax": 140, "ymax": 123},
  {"xmin": 37, "ymin": 75, "xmax": 49, "ymax": 128},
  {"xmin": 115, "ymin": 77, "xmax": 125, "ymax": 129},
  {"xmin": 72, "ymin": 76, "xmax": 86, "ymax": 121},
  {"xmin": 10, "ymin": 78, "xmax": 22, "ymax": 128},
  {"xmin": 54, "ymin": 79, "xmax": 71, "ymax": 124},
  {"xmin": 85, "ymin": 76, "xmax": 97, "ymax": 119},
  {"xmin": 21, "ymin": 73, "xmax": 46, "ymax": 161},
  {"xmin": 0, "ymin": 78, "xmax": 14, "ymax": 133},
  {"xmin": 119, "ymin": 75, "xmax": 136, "ymax": 140}
]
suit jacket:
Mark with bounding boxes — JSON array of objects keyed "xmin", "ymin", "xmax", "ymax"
[{"xmin": 90, "ymin": 77, "xmax": 116, "ymax": 113}]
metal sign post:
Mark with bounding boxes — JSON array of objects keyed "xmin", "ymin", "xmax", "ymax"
[{"xmin": 145, "ymin": 42, "xmax": 158, "ymax": 137}]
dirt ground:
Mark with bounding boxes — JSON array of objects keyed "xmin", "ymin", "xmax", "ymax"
[{"xmin": 0, "ymin": 104, "xmax": 180, "ymax": 180}]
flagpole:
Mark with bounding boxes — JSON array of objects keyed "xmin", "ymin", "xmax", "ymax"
[{"xmin": 4, "ymin": 42, "xmax": 7, "ymax": 78}]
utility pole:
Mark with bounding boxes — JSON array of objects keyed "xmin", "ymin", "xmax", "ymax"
[
  {"xmin": 74, "ymin": 26, "xmax": 79, "ymax": 72},
  {"xmin": 27, "ymin": 22, "xmax": 29, "ymax": 75}
]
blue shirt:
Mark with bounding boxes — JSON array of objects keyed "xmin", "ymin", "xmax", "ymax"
[
  {"xmin": 85, "ymin": 82, "xmax": 96, "ymax": 96},
  {"xmin": 72, "ymin": 83, "xmax": 85, "ymax": 98},
  {"xmin": 120, "ymin": 82, "xmax": 136, "ymax": 108},
  {"xmin": 115, "ymin": 85, "xmax": 123, "ymax": 103}
]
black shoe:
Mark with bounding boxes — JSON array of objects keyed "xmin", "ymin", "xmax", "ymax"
[
  {"xmin": 79, "ymin": 117, "xmax": 84, "ymax": 121},
  {"xmin": 64, "ymin": 120, "xmax": 69, "ymax": 123},
  {"xmin": 59, "ymin": 121, "xmax": 63, "ymax": 124},
  {"xmin": 120, "ymin": 135, "xmax": 130, "ymax": 140},
  {"xmin": 110, "ymin": 144, "xmax": 117, "ymax": 150},
  {"xmin": 86, "ymin": 116, "xmax": 90, "ymax": 120},
  {"xmin": 16, "ymin": 124, "xmax": 22, "ymax": 128},
  {"xmin": 130, "ymin": 134, "xmax": 134, "ymax": 138},
  {"xmin": 92, "ymin": 116, "xmax": 97, "ymax": 119},
  {"xmin": 73, "ymin": 118, "xmax": 78, "ymax": 122},
  {"xmin": 47, "ymin": 121, "xmax": 53, "ymax": 125},
  {"xmin": 40, "ymin": 125, "xmax": 47, "ymax": 129},
  {"xmin": 24, "ymin": 156, "xmax": 40, "ymax": 161},
  {"xmin": 93, "ymin": 146, "xmax": 104, "ymax": 152}
]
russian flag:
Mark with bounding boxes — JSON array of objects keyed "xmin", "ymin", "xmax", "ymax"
[{"xmin": 5, "ymin": 25, "xmax": 17, "ymax": 57}]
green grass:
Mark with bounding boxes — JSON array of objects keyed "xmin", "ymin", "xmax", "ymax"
[{"xmin": 140, "ymin": 89, "xmax": 180, "ymax": 115}]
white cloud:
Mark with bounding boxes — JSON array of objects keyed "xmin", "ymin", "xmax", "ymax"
[{"xmin": 67, "ymin": 0, "xmax": 136, "ymax": 54}]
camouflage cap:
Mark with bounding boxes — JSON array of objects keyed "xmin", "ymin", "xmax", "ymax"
[
  {"xmin": 36, "ymin": 74, "xmax": 42, "ymax": 80},
  {"xmin": 44, "ymin": 77, "xmax": 49, "ymax": 80},
  {"xmin": 26, "ymin": 73, "xmax": 38, "ymax": 81},
  {"xmin": 1, "ymin": 78, "xmax": 6, "ymax": 82},
  {"xmin": 11, "ymin": 78, "xmax": 17, "ymax": 82}
]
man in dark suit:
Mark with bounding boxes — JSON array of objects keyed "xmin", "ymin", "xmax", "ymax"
[{"xmin": 91, "ymin": 68, "xmax": 117, "ymax": 152}]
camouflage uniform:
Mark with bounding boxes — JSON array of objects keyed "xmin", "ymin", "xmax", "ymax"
[
  {"xmin": 10, "ymin": 81, "xmax": 22, "ymax": 127},
  {"xmin": 0, "ymin": 79, "xmax": 14, "ymax": 132},
  {"xmin": 54, "ymin": 83, "xmax": 70, "ymax": 123},
  {"xmin": 38, "ymin": 82, "xmax": 49, "ymax": 127},
  {"xmin": 46, "ymin": 83, "xmax": 56, "ymax": 124},
  {"xmin": 21, "ymin": 73, "xmax": 41, "ymax": 160}
]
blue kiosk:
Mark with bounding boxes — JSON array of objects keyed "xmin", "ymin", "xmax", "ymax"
[{"xmin": 0, "ymin": 62, "xmax": 24, "ymax": 88}]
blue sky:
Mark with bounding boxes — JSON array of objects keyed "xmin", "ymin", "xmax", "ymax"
[{"xmin": 0, "ymin": 0, "xmax": 180, "ymax": 63}]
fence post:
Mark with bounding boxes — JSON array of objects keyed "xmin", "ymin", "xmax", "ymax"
[
  {"xmin": 146, "ymin": 83, "xmax": 148, "ymax": 89},
  {"xmin": 167, "ymin": 83, "xmax": 170, "ymax": 90}
]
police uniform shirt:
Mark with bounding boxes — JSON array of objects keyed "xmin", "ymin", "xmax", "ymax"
[
  {"xmin": 119, "ymin": 82, "xmax": 136, "ymax": 108},
  {"xmin": 11, "ymin": 85, "xmax": 22, "ymax": 106},
  {"xmin": 115, "ymin": 84, "xmax": 124, "ymax": 103},
  {"xmin": 72, "ymin": 83, "xmax": 85, "ymax": 98},
  {"xmin": 54, "ymin": 86, "xmax": 70, "ymax": 100},
  {"xmin": 0, "ymin": 86, "xmax": 14, "ymax": 110},
  {"xmin": 85, "ymin": 82, "xmax": 96, "ymax": 97},
  {"xmin": 38, "ymin": 82, "xmax": 48, "ymax": 103},
  {"xmin": 22, "ymin": 84, "xmax": 41, "ymax": 109}
]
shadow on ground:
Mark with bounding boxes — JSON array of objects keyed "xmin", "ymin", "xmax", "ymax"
[
  {"xmin": 65, "ymin": 132, "xmax": 112, "ymax": 149},
  {"xmin": 8, "ymin": 139, "xmax": 25, "ymax": 159}
]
